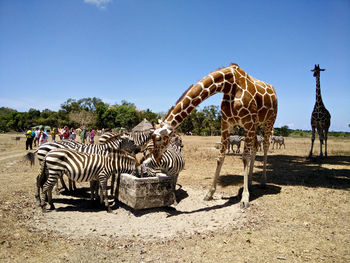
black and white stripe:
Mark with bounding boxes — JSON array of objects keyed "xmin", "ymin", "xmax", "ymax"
[
  {"xmin": 271, "ymin": 136, "xmax": 285, "ymax": 149},
  {"xmin": 99, "ymin": 130, "xmax": 154, "ymax": 149},
  {"xmin": 141, "ymin": 136, "xmax": 185, "ymax": 190},
  {"xmin": 227, "ymin": 135, "xmax": 244, "ymax": 154},
  {"xmin": 31, "ymin": 135, "xmax": 140, "ymax": 198},
  {"xmin": 38, "ymin": 148, "xmax": 138, "ymax": 212}
]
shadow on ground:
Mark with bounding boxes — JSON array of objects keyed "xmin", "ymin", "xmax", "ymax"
[
  {"xmin": 218, "ymin": 155, "xmax": 350, "ymax": 190},
  {"xmin": 50, "ymin": 155, "xmax": 349, "ymax": 215}
]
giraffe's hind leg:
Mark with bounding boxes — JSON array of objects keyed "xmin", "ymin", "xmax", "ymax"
[
  {"xmin": 318, "ymin": 127, "xmax": 324, "ymax": 158},
  {"xmin": 262, "ymin": 124, "xmax": 273, "ymax": 186},
  {"xmin": 308, "ymin": 127, "xmax": 316, "ymax": 158},
  {"xmin": 324, "ymin": 128, "xmax": 329, "ymax": 157}
]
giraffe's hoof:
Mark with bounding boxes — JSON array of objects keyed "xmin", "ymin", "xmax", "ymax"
[
  {"xmin": 240, "ymin": 201, "xmax": 250, "ymax": 209},
  {"xmin": 203, "ymin": 194, "xmax": 213, "ymax": 201}
]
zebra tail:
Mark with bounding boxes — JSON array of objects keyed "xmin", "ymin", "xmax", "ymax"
[{"xmin": 24, "ymin": 149, "xmax": 37, "ymax": 166}]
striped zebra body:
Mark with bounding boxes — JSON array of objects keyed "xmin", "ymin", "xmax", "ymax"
[
  {"xmin": 33, "ymin": 135, "xmax": 139, "ymax": 198},
  {"xmin": 256, "ymin": 135, "xmax": 264, "ymax": 151},
  {"xmin": 227, "ymin": 135, "xmax": 244, "ymax": 154},
  {"xmin": 141, "ymin": 137, "xmax": 185, "ymax": 191},
  {"xmin": 271, "ymin": 136, "xmax": 285, "ymax": 149},
  {"xmin": 39, "ymin": 148, "xmax": 138, "ymax": 212}
]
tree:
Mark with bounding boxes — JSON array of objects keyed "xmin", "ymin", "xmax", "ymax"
[{"xmin": 69, "ymin": 110, "xmax": 95, "ymax": 128}]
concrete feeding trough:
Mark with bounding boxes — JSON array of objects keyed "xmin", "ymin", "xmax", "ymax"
[{"xmin": 117, "ymin": 173, "xmax": 175, "ymax": 210}]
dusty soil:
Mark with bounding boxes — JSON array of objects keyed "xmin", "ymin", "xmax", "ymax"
[{"xmin": 0, "ymin": 133, "xmax": 349, "ymax": 262}]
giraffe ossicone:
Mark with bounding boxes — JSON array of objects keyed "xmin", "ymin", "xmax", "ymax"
[{"xmin": 152, "ymin": 63, "xmax": 278, "ymax": 208}]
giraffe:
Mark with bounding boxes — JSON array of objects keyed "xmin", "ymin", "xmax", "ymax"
[
  {"xmin": 152, "ymin": 63, "xmax": 278, "ymax": 208},
  {"xmin": 308, "ymin": 64, "xmax": 331, "ymax": 158}
]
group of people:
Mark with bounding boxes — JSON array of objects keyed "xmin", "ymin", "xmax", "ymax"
[
  {"xmin": 25, "ymin": 127, "xmax": 50, "ymax": 150},
  {"xmin": 25, "ymin": 126, "xmax": 97, "ymax": 150}
]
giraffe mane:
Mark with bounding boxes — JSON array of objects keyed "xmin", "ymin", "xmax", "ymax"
[
  {"xmin": 162, "ymin": 63, "xmax": 239, "ymax": 122},
  {"xmin": 163, "ymin": 84, "xmax": 194, "ymax": 121},
  {"xmin": 163, "ymin": 106, "xmax": 175, "ymax": 121}
]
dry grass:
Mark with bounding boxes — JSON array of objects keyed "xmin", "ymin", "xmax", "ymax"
[{"xmin": 0, "ymin": 133, "xmax": 349, "ymax": 262}]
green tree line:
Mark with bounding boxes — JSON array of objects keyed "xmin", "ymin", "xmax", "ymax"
[
  {"xmin": 0, "ymin": 98, "xmax": 222, "ymax": 135},
  {"xmin": 1, "ymin": 98, "xmax": 349, "ymax": 137}
]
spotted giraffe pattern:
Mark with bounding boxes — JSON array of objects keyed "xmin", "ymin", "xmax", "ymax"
[
  {"xmin": 152, "ymin": 63, "xmax": 278, "ymax": 208},
  {"xmin": 309, "ymin": 64, "xmax": 331, "ymax": 158}
]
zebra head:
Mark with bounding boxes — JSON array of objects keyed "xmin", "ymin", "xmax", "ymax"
[
  {"xmin": 119, "ymin": 134, "xmax": 141, "ymax": 154},
  {"xmin": 152, "ymin": 122, "xmax": 174, "ymax": 162}
]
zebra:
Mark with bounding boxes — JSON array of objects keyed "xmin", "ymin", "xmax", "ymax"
[
  {"xmin": 140, "ymin": 135, "xmax": 185, "ymax": 203},
  {"xmin": 27, "ymin": 134, "xmax": 140, "ymax": 199},
  {"xmin": 99, "ymin": 130, "xmax": 154, "ymax": 150},
  {"xmin": 38, "ymin": 148, "xmax": 138, "ymax": 213},
  {"xmin": 271, "ymin": 136, "xmax": 285, "ymax": 149},
  {"xmin": 256, "ymin": 135, "xmax": 264, "ymax": 151},
  {"xmin": 227, "ymin": 135, "xmax": 244, "ymax": 154}
]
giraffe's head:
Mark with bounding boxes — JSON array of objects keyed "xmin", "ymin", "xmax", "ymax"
[
  {"xmin": 152, "ymin": 122, "xmax": 175, "ymax": 162},
  {"xmin": 311, "ymin": 64, "xmax": 325, "ymax": 78}
]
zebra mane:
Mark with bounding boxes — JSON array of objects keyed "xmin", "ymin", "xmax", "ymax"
[{"xmin": 101, "ymin": 131, "xmax": 129, "ymax": 144}]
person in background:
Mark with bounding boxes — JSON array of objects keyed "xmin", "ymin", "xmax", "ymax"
[
  {"xmin": 69, "ymin": 128, "xmax": 76, "ymax": 140},
  {"xmin": 25, "ymin": 127, "xmax": 34, "ymax": 150},
  {"xmin": 51, "ymin": 128, "xmax": 57, "ymax": 141},
  {"xmin": 89, "ymin": 129, "xmax": 95, "ymax": 144},
  {"xmin": 62, "ymin": 126, "xmax": 70, "ymax": 140},
  {"xmin": 33, "ymin": 127, "xmax": 40, "ymax": 146},
  {"xmin": 39, "ymin": 128, "xmax": 48, "ymax": 146},
  {"xmin": 80, "ymin": 126, "xmax": 87, "ymax": 143}
]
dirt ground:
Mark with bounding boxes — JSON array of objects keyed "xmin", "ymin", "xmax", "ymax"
[{"xmin": 0, "ymin": 133, "xmax": 349, "ymax": 262}]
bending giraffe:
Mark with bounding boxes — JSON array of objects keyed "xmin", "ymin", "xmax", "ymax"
[
  {"xmin": 152, "ymin": 64, "xmax": 278, "ymax": 208},
  {"xmin": 308, "ymin": 64, "xmax": 331, "ymax": 158}
]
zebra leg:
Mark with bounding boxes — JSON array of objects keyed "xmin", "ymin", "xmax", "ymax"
[
  {"xmin": 99, "ymin": 176, "xmax": 112, "ymax": 213},
  {"xmin": 89, "ymin": 180, "xmax": 98, "ymax": 201},
  {"xmin": 237, "ymin": 142, "xmax": 241, "ymax": 154},
  {"xmin": 59, "ymin": 175, "xmax": 69, "ymax": 192},
  {"xmin": 68, "ymin": 178, "xmax": 76, "ymax": 192},
  {"xmin": 171, "ymin": 174, "xmax": 179, "ymax": 205},
  {"xmin": 35, "ymin": 174, "xmax": 41, "ymax": 202},
  {"xmin": 110, "ymin": 173, "xmax": 115, "ymax": 196},
  {"xmin": 47, "ymin": 188, "xmax": 55, "ymax": 210},
  {"xmin": 41, "ymin": 182, "xmax": 55, "ymax": 212}
]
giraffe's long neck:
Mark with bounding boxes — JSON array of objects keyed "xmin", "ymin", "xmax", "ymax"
[
  {"xmin": 315, "ymin": 76, "xmax": 324, "ymax": 107},
  {"xmin": 163, "ymin": 65, "xmax": 239, "ymax": 129}
]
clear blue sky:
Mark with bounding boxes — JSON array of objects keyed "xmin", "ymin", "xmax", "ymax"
[{"xmin": 0, "ymin": 0, "xmax": 349, "ymax": 131}]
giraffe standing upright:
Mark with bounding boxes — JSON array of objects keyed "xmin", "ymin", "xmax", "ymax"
[
  {"xmin": 152, "ymin": 64, "xmax": 278, "ymax": 208},
  {"xmin": 309, "ymin": 64, "xmax": 331, "ymax": 158}
]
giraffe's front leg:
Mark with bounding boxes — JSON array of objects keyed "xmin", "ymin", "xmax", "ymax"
[
  {"xmin": 204, "ymin": 127, "xmax": 230, "ymax": 201},
  {"xmin": 204, "ymin": 152, "xmax": 226, "ymax": 201}
]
